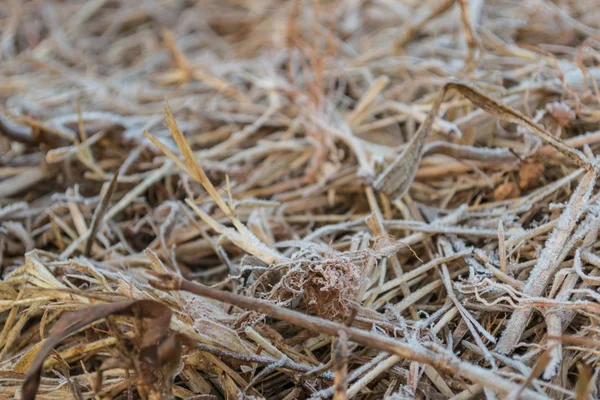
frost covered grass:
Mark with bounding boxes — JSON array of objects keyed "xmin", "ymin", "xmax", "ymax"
[{"xmin": 2, "ymin": 0, "xmax": 600, "ymax": 399}]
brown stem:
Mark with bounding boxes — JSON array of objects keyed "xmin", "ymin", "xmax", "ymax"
[{"xmin": 148, "ymin": 272, "xmax": 548, "ymax": 400}]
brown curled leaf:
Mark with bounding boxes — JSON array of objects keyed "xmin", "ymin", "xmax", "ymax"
[
  {"xmin": 22, "ymin": 299, "xmax": 172, "ymax": 400},
  {"xmin": 373, "ymin": 85, "xmax": 449, "ymax": 200}
]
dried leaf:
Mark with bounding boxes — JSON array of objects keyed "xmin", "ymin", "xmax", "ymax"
[
  {"xmin": 375, "ymin": 78, "xmax": 590, "ymax": 202},
  {"xmin": 445, "ymin": 79, "xmax": 590, "ymax": 169},
  {"xmin": 374, "ymin": 85, "xmax": 448, "ymax": 200},
  {"xmin": 22, "ymin": 299, "xmax": 172, "ymax": 400}
]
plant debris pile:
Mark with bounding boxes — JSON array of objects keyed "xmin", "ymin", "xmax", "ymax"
[{"xmin": 2, "ymin": 0, "xmax": 600, "ymax": 399}]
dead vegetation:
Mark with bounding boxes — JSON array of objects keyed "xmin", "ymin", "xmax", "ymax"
[{"xmin": 2, "ymin": 0, "xmax": 600, "ymax": 399}]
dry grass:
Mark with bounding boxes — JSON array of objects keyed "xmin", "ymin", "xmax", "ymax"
[{"xmin": 2, "ymin": 0, "xmax": 600, "ymax": 399}]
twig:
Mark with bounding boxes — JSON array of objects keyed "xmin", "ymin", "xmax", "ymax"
[{"xmin": 148, "ymin": 273, "xmax": 549, "ymax": 400}]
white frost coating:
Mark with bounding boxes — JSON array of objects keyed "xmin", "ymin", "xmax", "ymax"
[
  {"xmin": 0, "ymin": 202, "xmax": 28, "ymax": 220},
  {"xmin": 357, "ymin": 165, "xmax": 375, "ymax": 178},
  {"xmin": 496, "ymin": 167, "xmax": 598, "ymax": 354}
]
